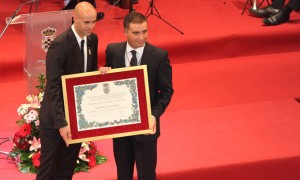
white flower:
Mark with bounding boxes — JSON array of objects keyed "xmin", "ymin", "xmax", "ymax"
[
  {"xmin": 78, "ymin": 154, "xmax": 89, "ymax": 162},
  {"xmin": 26, "ymin": 95, "xmax": 34, "ymax": 103},
  {"xmin": 26, "ymin": 95, "xmax": 41, "ymax": 108},
  {"xmin": 78, "ymin": 142, "xmax": 90, "ymax": 162},
  {"xmin": 81, "ymin": 142, "xmax": 90, "ymax": 152},
  {"xmin": 35, "ymin": 120, "xmax": 40, "ymax": 126},
  {"xmin": 24, "ymin": 110, "xmax": 39, "ymax": 123},
  {"xmin": 29, "ymin": 137, "xmax": 41, "ymax": 152},
  {"xmin": 17, "ymin": 104, "xmax": 29, "ymax": 115}
]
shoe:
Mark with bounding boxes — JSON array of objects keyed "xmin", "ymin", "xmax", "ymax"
[
  {"xmin": 248, "ymin": 5, "xmax": 280, "ymax": 18},
  {"xmin": 96, "ymin": 12, "xmax": 104, "ymax": 21},
  {"xmin": 262, "ymin": 11, "xmax": 290, "ymax": 25}
]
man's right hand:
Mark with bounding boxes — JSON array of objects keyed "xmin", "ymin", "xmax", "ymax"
[{"xmin": 59, "ymin": 126, "xmax": 71, "ymax": 147}]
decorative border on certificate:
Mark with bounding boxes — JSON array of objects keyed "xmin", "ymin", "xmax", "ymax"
[{"xmin": 62, "ymin": 65, "xmax": 152, "ymax": 144}]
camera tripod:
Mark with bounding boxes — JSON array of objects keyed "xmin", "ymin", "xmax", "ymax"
[{"xmin": 145, "ymin": 0, "xmax": 184, "ymax": 35}]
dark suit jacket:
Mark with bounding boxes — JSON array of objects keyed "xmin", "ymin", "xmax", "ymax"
[
  {"xmin": 105, "ymin": 42, "xmax": 174, "ymax": 141},
  {"xmin": 40, "ymin": 27, "xmax": 98, "ymax": 130}
]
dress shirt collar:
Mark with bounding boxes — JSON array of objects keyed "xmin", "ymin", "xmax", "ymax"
[
  {"xmin": 126, "ymin": 42, "xmax": 145, "ymax": 55},
  {"xmin": 71, "ymin": 24, "xmax": 87, "ymax": 47}
]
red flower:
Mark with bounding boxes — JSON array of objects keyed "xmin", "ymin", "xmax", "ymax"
[
  {"xmin": 19, "ymin": 123, "xmax": 32, "ymax": 137},
  {"xmin": 88, "ymin": 156, "xmax": 96, "ymax": 168},
  {"xmin": 32, "ymin": 151, "xmax": 41, "ymax": 167},
  {"xmin": 13, "ymin": 132, "xmax": 30, "ymax": 150},
  {"xmin": 19, "ymin": 140, "xmax": 30, "ymax": 150},
  {"xmin": 13, "ymin": 132, "xmax": 22, "ymax": 145},
  {"xmin": 89, "ymin": 142, "xmax": 97, "ymax": 149},
  {"xmin": 87, "ymin": 142, "xmax": 97, "ymax": 155}
]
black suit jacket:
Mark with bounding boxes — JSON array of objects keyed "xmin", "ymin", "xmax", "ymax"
[
  {"xmin": 40, "ymin": 27, "xmax": 98, "ymax": 130},
  {"xmin": 105, "ymin": 42, "xmax": 174, "ymax": 141}
]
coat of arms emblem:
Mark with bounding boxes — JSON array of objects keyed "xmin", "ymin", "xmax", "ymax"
[{"xmin": 41, "ymin": 27, "xmax": 56, "ymax": 52}]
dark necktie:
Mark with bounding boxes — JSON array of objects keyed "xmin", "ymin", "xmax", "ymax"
[
  {"xmin": 81, "ymin": 39, "xmax": 86, "ymax": 72},
  {"xmin": 130, "ymin": 50, "xmax": 137, "ymax": 66}
]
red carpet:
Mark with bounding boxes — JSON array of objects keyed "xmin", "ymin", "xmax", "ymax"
[{"xmin": 1, "ymin": 0, "xmax": 300, "ymax": 179}]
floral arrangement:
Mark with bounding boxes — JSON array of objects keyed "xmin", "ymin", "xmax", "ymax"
[{"xmin": 8, "ymin": 74, "xmax": 107, "ymax": 173}]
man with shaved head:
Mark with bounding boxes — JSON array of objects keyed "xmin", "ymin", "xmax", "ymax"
[{"xmin": 36, "ymin": 2, "xmax": 98, "ymax": 179}]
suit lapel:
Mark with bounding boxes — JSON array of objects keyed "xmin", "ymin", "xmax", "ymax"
[
  {"xmin": 87, "ymin": 36, "xmax": 92, "ymax": 71},
  {"xmin": 67, "ymin": 28, "xmax": 84, "ymax": 72},
  {"xmin": 140, "ymin": 43, "xmax": 152, "ymax": 65},
  {"xmin": 116, "ymin": 43, "xmax": 127, "ymax": 68}
]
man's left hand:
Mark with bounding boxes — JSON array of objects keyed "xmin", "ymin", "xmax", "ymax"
[{"xmin": 146, "ymin": 115, "xmax": 156, "ymax": 135}]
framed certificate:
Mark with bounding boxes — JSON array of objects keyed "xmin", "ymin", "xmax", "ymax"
[{"xmin": 62, "ymin": 65, "xmax": 152, "ymax": 144}]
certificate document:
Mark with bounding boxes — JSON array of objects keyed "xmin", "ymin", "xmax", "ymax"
[
  {"xmin": 62, "ymin": 65, "xmax": 152, "ymax": 144},
  {"xmin": 75, "ymin": 78, "xmax": 141, "ymax": 131}
]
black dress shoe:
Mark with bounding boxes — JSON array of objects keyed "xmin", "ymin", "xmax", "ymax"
[
  {"xmin": 262, "ymin": 10, "xmax": 290, "ymax": 25},
  {"xmin": 248, "ymin": 5, "xmax": 280, "ymax": 18},
  {"xmin": 96, "ymin": 12, "xmax": 104, "ymax": 21}
]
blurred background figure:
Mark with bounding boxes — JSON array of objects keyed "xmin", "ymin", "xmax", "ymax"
[
  {"xmin": 248, "ymin": 0, "xmax": 285, "ymax": 17},
  {"xmin": 263, "ymin": 0, "xmax": 300, "ymax": 25},
  {"xmin": 248, "ymin": 0, "xmax": 300, "ymax": 25},
  {"xmin": 62, "ymin": 0, "xmax": 104, "ymax": 21}
]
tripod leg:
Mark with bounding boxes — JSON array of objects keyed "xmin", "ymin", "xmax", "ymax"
[
  {"xmin": 145, "ymin": 1, "xmax": 184, "ymax": 34},
  {"xmin": 152, "ymin": 5, "xmax": 183, "ymax": 34},
  {"xmin": 258, "ymin": 0, "xmax": 265, "ymax": 8},
  {"xmin": 145, "ymin": 5, "xmax": 151, "ymax": 17},
  {"xmin": 145, "ymin": 1, "xmax": 154, "ymax": 18},
  {"xmin": 242, "ymin": 0, "xmax": 250, "ymax": 15},
  {"xmin": 153, "ymin": 14, "xmax": 184, "ymax": 34},
  {"xmin": 153, "ymin": 5, "xmax": 161, "ymax": 18}
]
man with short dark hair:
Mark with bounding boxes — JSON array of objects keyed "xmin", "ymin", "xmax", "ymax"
[{"xmin": 100, "ymin": 12, "xmax": 174, "ymax": 180}]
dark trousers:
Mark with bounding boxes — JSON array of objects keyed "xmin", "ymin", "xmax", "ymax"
[
  {"xmin": 36, "ymin": 128, "xmax": 81, "ymax": 180},
  {"xmin": 113, "ymin": 136, "xmax": 157, "ymax": 180},
  {"xmin": 271, "ymin": 0, "xmax": 286, "ymax": 9},
  {"xmin": 286, "ymin": 0, "xmax": 300, "ymax": 10}
]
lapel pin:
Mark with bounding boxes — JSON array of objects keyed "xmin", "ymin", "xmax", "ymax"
[{"xmin": 88, "ymin": 47, "xmax": 91, "ymax": 55}]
